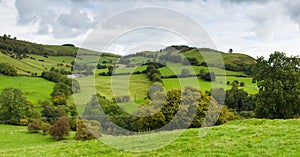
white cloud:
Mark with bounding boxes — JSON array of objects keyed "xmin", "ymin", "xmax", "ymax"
[{"xmin": 0, "ymin": 0, "xmax": 299, "ymax": 58}]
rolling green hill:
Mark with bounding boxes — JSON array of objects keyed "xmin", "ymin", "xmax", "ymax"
[
  {"xmin": 0, "ymin": 119, "xmax": 299, "ymax": 156},
  {"xmin": 184, "ymin": 47, "xmax": 256, "ymax": 65},
  {"xmin": 126, "ymin": 46, "xmax": 256, "ymax": 67},
  {"xmin": 0, "ymin": 36, "xmax": 256, "ymax": 77},
  {"xmin": 0, "ymin": 38, "xmax": 258, "ymax": 108},
  {"xmin": 0, "ymin": 36, "xmax": 78, "ymax": 56},
  {"xmin": 0, "ymin": 39, "xmax": 258, "ymax": 108},
  {"xmin": 0, "ymin": 36, "xmax": 121, "ymax": 75}
]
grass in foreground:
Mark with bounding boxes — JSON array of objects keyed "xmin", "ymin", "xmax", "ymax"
[{"xmin": 0, "ymin": 119, "xmax": 299, "ymax": 156}]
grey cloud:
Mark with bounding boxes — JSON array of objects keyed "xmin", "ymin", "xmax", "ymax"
[
  {"xmin": 223, "ymin": 0, "xmax": 270, "ymax": 4},
  {"xmin": 14, "ymin": 0, "xmax": 206, "ymax": 39},
  {"xmin": 37, "ymin": 23, "xmax": 50, "ymax": 34},
  {"xmin": 14, "ymin": 0, "xmax": 97, "ymax": 38},
  {"xmin": 57, "ymin": 9, "xmax": 93, "ymax": 29},
  {"xmin": 223, "ymin": 0, "xmax": 300, "ymax": 27},
  {"xmin": 221, "ymin": 0, "xmax": 298, "ymax": 40},
  {"xmin": 284, "ymin": 1, "xmax": 300, "ymax": 26},
  {"xmin": 51, "ymin": 9, "xmax": 95, "ymax": 38},
  {"xmin": 15, "ymin": 0, "xmax": 49, "ymax": 24}
]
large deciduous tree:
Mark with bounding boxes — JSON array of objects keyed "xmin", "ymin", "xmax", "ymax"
[
  {"xmin": 253, "ymin": 52, "xmax": 300, "ymax": 119},
  {"xmin": 0, "ymin": 88, "xmax": 28, "ymax": 124}
]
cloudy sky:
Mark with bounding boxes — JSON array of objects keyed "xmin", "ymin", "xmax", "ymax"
[{"xmin": 1, "ymin": 0, "xmax": 300, "ymax": 58}]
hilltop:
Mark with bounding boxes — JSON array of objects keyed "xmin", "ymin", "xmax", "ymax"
[{"xmin": 0, "ymin": 36, "xmax": 120, "ymax": 75}]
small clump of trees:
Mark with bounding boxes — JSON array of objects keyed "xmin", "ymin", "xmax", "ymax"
[
  {"xmin": 0, "ymin": 63, "xmax": 17, "ymax": 76},
  {"xmin": 183, "ymin": 57, "xmax": 199, "ymax": 66},
  {"xmin": 145, "ymin": 63, "xmax": 163, "ymax": 82},
  {"xmin": 199, "ymin": 69, "xmax": 216, "ymax": 82}
]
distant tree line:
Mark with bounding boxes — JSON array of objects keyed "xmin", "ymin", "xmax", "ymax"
[{"xmin": 224, "ymin": 63, "xmax": 254, "ymax": 75}]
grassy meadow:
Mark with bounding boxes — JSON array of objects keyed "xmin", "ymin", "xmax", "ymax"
[
  {"xmin": 0, "ymin": 75, "xmax": 54, "ymax": 104},
  {"xmin": 158, "ymin": 63, "xmax": 246, "ymax": 77},
  {"xmin": 72, "ymin": 74, "xmax": 152, "ymax": 114},
  {"xmin": 163, "ymin": 76, "xmax": 258, "ymax": 94},
  {"xmin": 0, "ymin": 119, "xmax": 299, "ymax": 156}
]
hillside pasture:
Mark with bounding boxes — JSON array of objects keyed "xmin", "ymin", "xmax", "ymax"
[
  {"xmin": 158, "ymin": 63, "xmax": 246, "ymax": 77},
  {"xmin": 163, "ymin": 76, "xmax": 258, "ymax": 94},
  {"xmin": 72, "ymin": 74, "xmax": 151, "ymax": 114},
  {"xmin": 0, "ymin": 75, "xmax": 54, "ymax": 104}
]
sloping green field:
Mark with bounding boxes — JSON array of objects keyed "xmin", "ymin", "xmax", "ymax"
[
  {"xmin": 183, "ymin": 48, "xmax": 256, "ymax": 65},
  {"xmin": 0, "ymin": 75, "xmax": 54, "ymax": 104},
  {"xmin": 0, "ymin": 52, "xmax": 73, "ymax": 75},
  {"xmin": 0, "ymin": 119, "xmax": 299, "ymax": 156}
]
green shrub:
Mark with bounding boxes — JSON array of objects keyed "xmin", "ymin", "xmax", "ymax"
[
  {"xmin": 28, "ymin": 120, "xmax": 41, "ymax": 133},
  {"xmin": 74, "ymin": 120, "xmax": 101, "ymax": 141},
  {"xmin": 239, "ymin": 111, "xmax": 255, "ymax": 119},
  {"xmin": 20, "ymin": 119, "xmax": 28, "ymax": 126},
  {"xmin": 41, "ymin": 122, "xmax": 51, "ymax": 135}
]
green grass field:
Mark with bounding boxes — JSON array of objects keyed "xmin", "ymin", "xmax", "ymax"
[
  {"xmin": 163, "ymin": 76, "xmax": 258, "ymax": 94},
  {"xmin": 129, "ymin": 56, "xmax": 151, "ymax": 64},
  {"xmin": 0, "ymin": 75, "xmax": 54, "ymax": 104},
  {"xmin": 0, "ymin": 119, "xmax": 299, "ymax": 156},
  {"xmin": 158, "ymin": 63, "xmax": 246, "ymax": 77},
  {"xmin": 94, "ymin": 74, "xmax": 151, "ymax": 101},
  {"xmin": 72, "ymin": 74, "xmax": 151, "ymax": 114}
]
